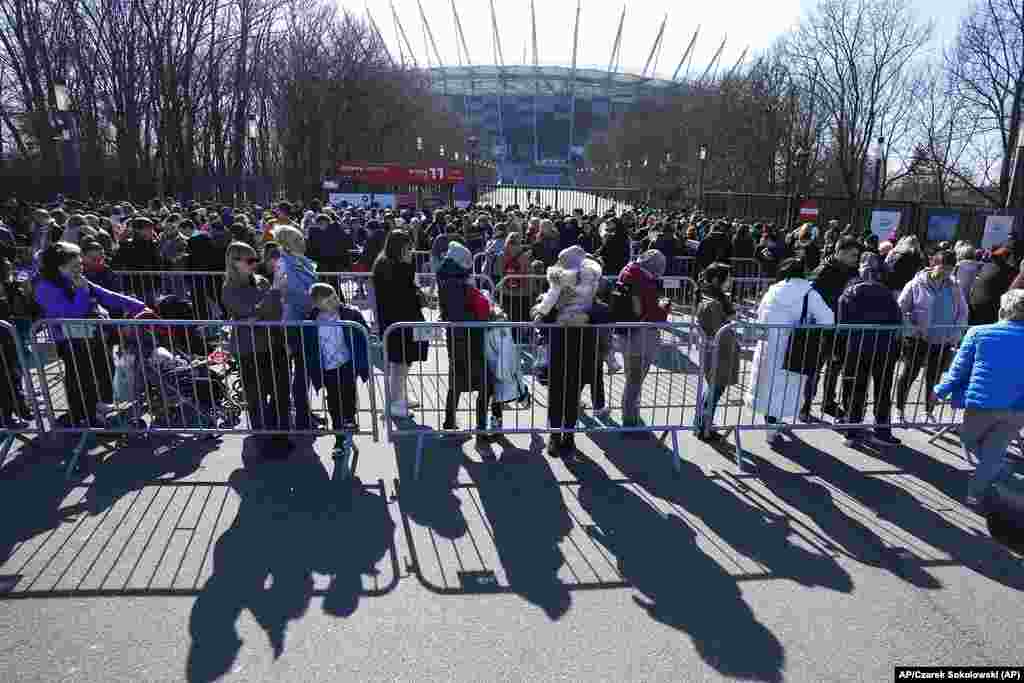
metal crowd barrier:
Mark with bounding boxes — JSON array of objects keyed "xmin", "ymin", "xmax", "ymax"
[
  {"xmin": 706, "ymin": 321, "xmax": 966, "ymax": 470},
  {"xmin": 669, "ymin": 256, "xmax": 762, "ymax": 281},
  {"xmin": 492, "ymin": 275, "xmax": 699, "ymax": 326},
  {"xmin": 381, "ymin": 320, "xmax": 706, "ymax": 479},
  {"xmin": 28, "ymin": 318, "xmax": 379, "ymax": 478},
  {"xmin": 0, "ymin": 320, "xmax": 43, "ymax": 462}
]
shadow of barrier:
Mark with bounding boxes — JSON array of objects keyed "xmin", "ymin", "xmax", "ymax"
[
  {"xmin": 381, "ymin": 320, "xmax": 706, "ymax": 480},
  {"xmin": 28, "ymin": 318, "xmax": 380, "ymax": 479},
  {"xmin": 0, "ymin": 476, "xmax": 399, "ymax": 599},
  {"xmin": 706, "ymin": 321, "xmax": 968, "ymax": 471}
]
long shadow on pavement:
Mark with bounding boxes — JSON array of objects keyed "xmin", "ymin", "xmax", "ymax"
[
  {"xmin": 770, "ymin": 434, "xmax": 1024, "ymax": 591},
  {"xmin": 585, "ymin": 427, "xmax": 856, "ymax": 594},
  {"xmin": 186, "ymin": 458, "xmax": 396, "ymax": 683},
  {"xmin": 563, "ymin": 455, "xmax": 785, "ymax": 683},
  {"xmin": 457, "ymin": 439, "xmax": 574, "ymax": 619}
]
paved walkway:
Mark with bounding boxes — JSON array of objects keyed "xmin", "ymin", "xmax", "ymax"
[{"xmin": 1, "ymin": 414, "xmax": 1022, "ymax": 682}]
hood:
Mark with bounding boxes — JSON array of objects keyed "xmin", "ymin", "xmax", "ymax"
[
  {"xmin": 911, "ymin": 269, "xmax": 955, "ymax": 292},
  {"xmin": 547, "ymin": 251, "xmax": 602, "ymax": 289},
  {"xmin": 635, "ymin": 249, "xmax": 667, "ymax": 277},
  {"xmin": 620, "ymin": 261, "xmax": 658, "ymax": 286}
]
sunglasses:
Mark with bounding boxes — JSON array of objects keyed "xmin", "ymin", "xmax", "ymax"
[{"xmin": 235, "ymin": 256, "xmax": 259, "ymax": 265}]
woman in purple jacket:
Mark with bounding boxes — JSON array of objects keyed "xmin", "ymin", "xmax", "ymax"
[{"xmin": 35, "ymin": 242, "xmax": 146, "ymax": 428}]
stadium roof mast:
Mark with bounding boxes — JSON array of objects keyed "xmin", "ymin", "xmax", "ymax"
[
  {"xmin": 390, "ymin": 1, "xmax": 417, "ymax": 69},
  {"xmin": 672, "ymin": 26, "xmax": 699, "ymax": 81},
  {"xmin": 699, "ymin": 35, "xmax": 728, "ymax": 84},
  {"xmin": 532, "ymin": 0, "xmax": 540, "ymax": 164},
  {"xmin": 568, "ymin": 0, "xmax": 581, "ymax": 174},
  {"xmin": 365, "ymin": 7, "xmax": 394, "ymax": 67},
  {"xmin": 416, "ymin": 0, "xmax": 444, "ymax": 69},
  {"xmin": 451, "ymin": 0, "xmax": 471, "ymax": 67},
  {"xmin": 724, "ymin": 46, "xmax": 749, "ymax": 81},
  {"xmin": 607, "ymin": 6, "xmax": 626, "ymax": 75},
  {"xmin": 488, "ymin": 0, "xmax": 505, "ymax": 167},
  {"xmin": 641, "ymin": 14, "xmax": 667, "ymax": 78}
]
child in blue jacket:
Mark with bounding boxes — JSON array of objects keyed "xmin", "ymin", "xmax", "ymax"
[{"xmin": 304, "ymin": 283, "xmax": 371, "ymax": 478}]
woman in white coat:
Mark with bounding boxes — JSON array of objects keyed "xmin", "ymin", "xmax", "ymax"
[{"xmin": 746, "ymin": 257, "xmax": 835, "ymax": 445}]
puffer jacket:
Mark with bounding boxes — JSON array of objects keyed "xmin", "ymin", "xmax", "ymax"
[
  {"xmin": 280, "ymin": 250, "xmax": 317, "ymax": 322},
  {"xmin": 935, "ymin": 321, "xmax": 1024, "ymax": 410},
  {"xmin": 532, "ymin": 246, "xmax": 602, "ymax": 323},
  {"xmin": 897, "ymin": 270, "xmax": 968, "ymax": 345},
  {"xmin": 810, "ymin": 256, "xmax": 858, "ymax": 312}
]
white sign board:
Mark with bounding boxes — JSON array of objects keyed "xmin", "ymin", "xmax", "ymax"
[
  {"xmin": 870, "ymin": 210, "xmax": 902, "ymax": 241},
  {"xmin": 982, "ymin": 214, "xmax": 1014, "ymax": 249}
]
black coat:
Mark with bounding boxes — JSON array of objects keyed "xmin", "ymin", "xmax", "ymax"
[
  {"xmin": 731, "ymin": 233, "xmax": 755, "ymax": 260},
  {"xmin": 696, "ymin": 230, "xmax": 732, "ymax": 271},
  {"xmin": 597, "ymin": 230, "xmax": 630, "ymax": 275},
  {"xmin": 884, "ymin": 251, "xmax": 922, "ymax": 293},
  {"xmin": 969, "ymin": 261, "xmax": 1016, "ymax": 325},
  {"xmin": 438, "ymin": 276, "xmax": 487, "ymax": 393},
  {"xmin": 810, "ymin": 256, "xmax": 856, "ymax": 313},
  {"xmin": 373, "ymin": 258, "xmax": 427, "ymax": 364}
]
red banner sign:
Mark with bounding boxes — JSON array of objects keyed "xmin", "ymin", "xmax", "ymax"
[
  {"xmin": 334, "ymin": 162, "xmax": 465, "ymax": 185},
  {"xmin": 799, "ymin": 200, "xmax": 819, "ymax": 219}
]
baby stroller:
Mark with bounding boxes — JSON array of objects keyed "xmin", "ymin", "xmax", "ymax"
[
  {"xmin": 117, "ymin": 317, "xmax": 242, "ymax": 431},
  {"xmin": 154, "ymin": 294, "xmax": 220, "ymax": 356}
]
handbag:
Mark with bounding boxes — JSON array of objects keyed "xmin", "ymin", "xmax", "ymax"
[{"xmin": 782, "ymin": 291, "xmax": 832, "ymax": 376}]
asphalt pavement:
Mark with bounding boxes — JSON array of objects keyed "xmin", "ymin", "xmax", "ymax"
[{"xmin": 1, "ymin": 416, "xmax": 1022, "ymax": 683}]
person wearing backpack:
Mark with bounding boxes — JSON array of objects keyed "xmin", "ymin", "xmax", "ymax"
[
  {"xmin": 614, "ymin": 249, "xmax": 670, "ymax": 436},
  {"xmin": 836, "ymin": 253, "xmax": 903, "ymax": 448},
  {"xmin": 695, "ymin": 262, "xmax": 738, "ymax": 442}
]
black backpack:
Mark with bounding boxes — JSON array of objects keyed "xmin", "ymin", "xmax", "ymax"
[{"xmin": 609, "ymin": 280, "xmax": 637, "ymax": 325}]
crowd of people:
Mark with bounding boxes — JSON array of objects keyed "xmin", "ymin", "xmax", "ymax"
[{"xmin": 0, "ymin": 195, "xmax": 1022, "ymax": 506}]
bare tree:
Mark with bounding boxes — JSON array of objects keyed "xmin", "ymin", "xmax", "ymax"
[
  {"xmin": 947, "ymin": 0, "xmax": 1024, "ymax": 205},
  {"xmin": 782, "ymin": 0, "xmax": 933, "ymax": 199}
]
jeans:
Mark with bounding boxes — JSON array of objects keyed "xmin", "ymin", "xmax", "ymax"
[
  {"xmin": 323, "ymin": 362, "xmax": 357, "ymax": 430},
  {"xmin": 623, "ymin": 351, "xmax": 652, "ymax": 425},
  {"xmin": 841, "ymin": 336, "xmax": 898, "ymax": 430},
  {"xmin": 700, "ymin": 384, "xmax": 726, "ymax": 431},
  {"xmin": 960, "ymin": 408, "xmax": 1024, "ymax": 501}
]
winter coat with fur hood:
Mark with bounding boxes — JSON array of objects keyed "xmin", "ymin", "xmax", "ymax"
[{"xmin": 532, "ymin": 245, "xmax": 602, "ymax": 324}]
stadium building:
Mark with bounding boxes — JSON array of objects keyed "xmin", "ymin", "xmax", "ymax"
[{"xmin": 379, "ymin": 2, "xmax": 737, "ymax": 187}]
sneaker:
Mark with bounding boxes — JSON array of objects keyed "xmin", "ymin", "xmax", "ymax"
[
  {"xmin": 546, "ymin": 435, "xmax": 564, "ymax": 458},
  {"xmin": 798, "ymin": 411, "xmax": 813, "ymax": 423},
  {"xmin": 822, "ymin": 402, "xmax": 844, "ymax": 419},
  {"xmin": 389, "ymin": 401, "xmax": 411, "ymax": 418},
  {"xmin": 767, "ymin": 431, "xmax": 784, "ymax": 447},
  {"xmin": 406, "ymin": 399, "xmax": 421, "ymax": 409},
  {"xmin": 491, "ymin": 415, "xmax": 503, "ymax": 431},
  {"xmin": 843, "ymin": 429, "xmax": 867, "ymax": 447},
  {"xmin": 594, "ymin": 406, "xmax": 611, "ymax": 420},
  {"xmin": 605, "ymin": 355, "xmax": 622, "ymax": 374},
  {"xmin": 870, "ymin": 431, "xmax": 902, "ymax": 448}
]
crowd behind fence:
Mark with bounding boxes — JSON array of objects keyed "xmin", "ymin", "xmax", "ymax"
[{"xmin": 1, "ymin": 307, "xmax": 970, "ymax": 480}]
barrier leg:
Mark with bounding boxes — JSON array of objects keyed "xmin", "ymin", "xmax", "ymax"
[
  {"xmin": 928, "ymin": 425, "xmax": 956, "ymax": 446},
  {"xmin": 670, "ymin": 430, "xmax": 682, "ymax": 473},
  {"xmin": 64, "ymin": 432, "xmax": 95, "ymax": 480},
  {"xmin": 413, "ymin": 432, "xmax": 425, "ymax": 481},
  {"xmin": 733, "ymin": 427, "xmax": 745, "ymax": 474}
]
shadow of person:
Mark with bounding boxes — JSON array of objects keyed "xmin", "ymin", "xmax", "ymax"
[
  {"xmin": 778, "ymin": 434, "xmax": 1024, "ymax": 591},
  {"xmin": 392, "ymin": 430, "xmax": 469, "ymax": 540},
  {"xmin": 314, "ymin": 477, "xmax": 397, "ymax": 618},
  {"xmin": 565, "ymin": 456, "xmax": 785, "ymax": 683},
  {"xmin": 741, "ymin": 452, "xmax": 942, "ymax": 589},
  {"xmin": 585, "ymin": 429, "xmax": 855, "ymax": 594},
  {"xmin": 861, "ymin": 441, "xmax": 970, "ymax": 506},
  {"xmin": 187, "ymin": 458, "xmax": 345, "ymax": 683},
  {"xmin": 461, "ymin": 450, "xmax": 573, "ymax": 620}
]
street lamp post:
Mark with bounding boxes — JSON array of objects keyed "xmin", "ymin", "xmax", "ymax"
[
  {"xmin": 246, "ymin": 115, "xmax": 258, "ymax": 203},
  {"xmin": 872, "ymin": 136, "xmax": 885, "ymax": 203},
  {"xmin": 416, "ymin": 136, "xmax": 424, "ymax": 210},
  {"xmin": 467, "ymin": 135, "xmax": 480, "ymax": 206},
  {"xmin": 53, "ymin": 81, "xmax": 71, "ymax": 197},
  {"xmin": 697, "ymin": 144, "xmax": 708, "ymax": 211}
]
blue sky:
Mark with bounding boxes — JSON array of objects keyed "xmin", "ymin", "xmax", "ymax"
[{"xmin": 345, "ymin": 0, "xmax": 975, "ymax": 78}]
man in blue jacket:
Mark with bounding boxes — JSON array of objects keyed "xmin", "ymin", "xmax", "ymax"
[
  {"xmin": 935, "ymin": 288, "xmax": 1024, "ymax": 509},
  {"xmin": 837, "ymin": 253, "xmax": 903, "ymax": 448}
]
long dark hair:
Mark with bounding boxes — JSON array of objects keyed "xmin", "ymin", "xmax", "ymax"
[{"xmin": 40, "ymin": 241, "xmax": 82, "ymax": 301}]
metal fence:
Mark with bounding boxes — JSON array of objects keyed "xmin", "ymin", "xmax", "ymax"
[
  {"xmin": 380, "ymin": 320, "xmax": 706, "ymax": 479},
  {"xmin": 26, "ymin": 318, "xmax": 379, "ymax": 477},
  {"xmin": 4, "ymin": 309, "xmax": 982, "ymax": 484},
  {"xmin": 706, "ymin": 321, "xmax": 967, "ymax": 470}
]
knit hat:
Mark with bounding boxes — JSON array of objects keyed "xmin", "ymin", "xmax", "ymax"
[
  {"xmin": 636, "ymin": 249, "xmax": 667, "ymax": 277},
  {"xmin": 444, "ymin": 241, "xmax": 473, "ymax": 273}
]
